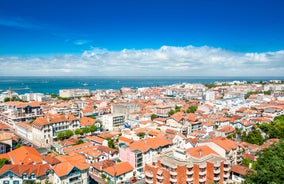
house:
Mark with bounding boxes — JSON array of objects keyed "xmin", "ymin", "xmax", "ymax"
[
  {"xmin": 87, "ymin": 135, "xmax": 108, "ymax": 146},
  {"xmin": 0, "ymin": 146, "xmax": 43, "ymax": 165},
  {"xmin": 102, "ymin": 162, "xmax": 134, "ymax": 184},
  {"xmin": 31, "ymin": 114, "xmax": 80, "ymax": 148},
  {"xmin": 0, "ymin": 133, "xmax": 13, "ymax": 154},
  {"xmin": 215, "ymin": 125, "xmax": 236, "ymax": 137},
  {"xmin": 198, "ymin": 137, "xmax": 243, "ymax": 165},
  {"xmin": 119, "ymin": 137, "xmax": 172, "ymax": 173},
  {"xmin": 53, "ymin": 154, "xmax": 90, "ymax": 184},
  {"xmin": 230, "ymin": 164, "xmax": 249, "ymax": 183},
  {"xmin": 0, "ymin": 164, "xmax": 52, "ymax": 184}
]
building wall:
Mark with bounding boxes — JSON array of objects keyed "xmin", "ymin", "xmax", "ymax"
[{"xmin": 15, "ymin": 125, "xmax": 32, "ymax": 140}]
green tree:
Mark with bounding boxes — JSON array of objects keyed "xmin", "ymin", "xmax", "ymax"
[
  {"xmin": 74, "ymin": 128, "xmax": 82, "ymax": 136},
  {"xmin": 139, "ymin": 132, "xmax": 146, "ymax": 139},
  {"xmin": 76, "ymin": 139, "xmax": 84, "ymax": 145},
  {"xmin": 245, "ymin": 141, "xmax": 284, "ymax": 184},
  {"xmin": 0, "ymin": 158, "xmax": 10, "ymax": 168},
  {"xmin": 14, "ymin": 143, "xmax": 22, "ymax": 149},
  {"xmin": 65, "ymin": 130, "xmax": 74, "ymax": 139},
  {"xmin": 204, "ymin": 83, "xmax": 217, "ymax": 88},
  {"xmin": 82, "ymin": 127, "xmax": 90, "ymax": 135},
  {"xmin": 57, "ymin": 132, "xmax": 65, "ymax": 141},
  {"xmin": 150, "ymin": 114, "xmax": 157, "ymax": 120},
  {"xmin": 89, "ymin": 115, "xmax": 96, "ymax": 119},
  {"xmin": 107, "ymin": 138, "xmax": 115, "ymax": 149},
  {"xmin": 186, "ymin": 106, "xmax": 198, "ymax": 113},
  {"xmin": 175, "ymin": 105, "xmax": 181, "ymax": 112},
  {"xmin": 168, "ymin": 109, "xmax": 175, "ymax": 116},
  {"xmin": 89, "ymin": 125, "xmax": 98, "ymax": 133},
  {"xmin": 50, "ymin": 94, "xmax": 59, "ymax": 98},
  {"xmin": 242, "ymin": 158, "xmax": 252, "ymax": 167},
  {"xmin": 242, "ymin": 130, "xmax": 264, "ymax": 145}
]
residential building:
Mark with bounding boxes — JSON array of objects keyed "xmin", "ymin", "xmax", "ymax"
[
  {"xmin": 31, "ymin": 114, "xmax": 80, "ymax": 148},
  {"xmin": 102, "ymin": 113, "xmax": 125, "ymax": 131},
  {"xmin": 144, "ymin": 146, "xmax": 230, "ymax": 184},
  {"xmin": 199, "ymin": 137, "xmax": 243, "ymax": 165},
  {"xmin": 53, "ymin": 154, "xmax": 89, "ymax": 184},
  {"xmin": 0, "ymin": 164, "xmax": 52, "ymax": 184},
  {"xmin": 0, "ymin": 101, "xmax": 43, "ymax": 128},
  {"xmin": 102, "ymin": 162, "xmax": 134, "ymax": 184},
  {"xmin": 59, "ymin": 89, "xmax": 90, "ymax": 98},
  {"xmin": 119, "ymin": 137, "xmax": 173, "ymax": 173}
]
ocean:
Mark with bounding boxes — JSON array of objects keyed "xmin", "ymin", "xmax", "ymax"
[{"xmin": 0, "ymin": 76, "xmax": 283, "ymax": 95}]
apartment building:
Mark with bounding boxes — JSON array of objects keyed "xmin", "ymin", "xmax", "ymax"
[
  {"xmin": 59, "ymin": 89, "xmax": 90, "ymax": 98},
  {"xmin": 0, "ymin": 164, "xmax": 52, "ymax": 184},
  {"xmin": 144, "ymin": 146, "xmax": 230, "ymax": 184},
  {"xmin": 0, "ymin": 101, "xmax": 43, "ymax": 128},
  {"xmin": 31, "ymin": 114, "xmax": 80, "ymax": 148},
  {"xmin": 199, "ymin": 137, "xmax": 243, "ymax": 165},
  {"xmin": 102, "ymin": 113, "xmax": 125, "ymax": 131},
  {"xmin": 119, "ymin": 137, "xmax": 173, "ymax": 173}
]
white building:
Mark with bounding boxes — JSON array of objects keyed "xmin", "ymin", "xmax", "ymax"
[
  {"xmin": 204, "ymin": 91, "xmax": 215, "ymax": 101},
  {"xmin": 102, "ymin": 113, "xmax": 125, "ymax": 131},
  {"xmin": 59, "ymin": 89, "xmax": 90, "ymax": 98}
]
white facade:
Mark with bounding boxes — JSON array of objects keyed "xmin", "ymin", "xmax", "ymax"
[
  {"xmin": 204, "ymin": 91, "xmax": 215, "ymax": 101},
  {"xmin": 102, "ymin": 113, "xmax": 125, "ymax": 131},
  {"xmin": 53, "ymin": 168, "xmax": 89, "ymax": 184},
  {"xmin": 59, "ymin": 89, "xmax": 90, "ymax": 98}
]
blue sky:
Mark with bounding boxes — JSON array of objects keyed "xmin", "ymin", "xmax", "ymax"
[{"xmin": 0, "ymin": 0, "xmax": 284, "ymax": 76}]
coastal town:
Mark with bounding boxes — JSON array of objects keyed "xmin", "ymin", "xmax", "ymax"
[{"xmin": 0, "ymin": 80, "xmax": 283, "ymax": 184}]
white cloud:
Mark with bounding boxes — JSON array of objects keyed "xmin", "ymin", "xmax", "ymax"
[
  {"xmin": 1, "ymin": 45, "xmax": 284, "ymax": 76},
  {"xmin": 73, "ymin": 39, "xmax": 92, "ymax": 46}
]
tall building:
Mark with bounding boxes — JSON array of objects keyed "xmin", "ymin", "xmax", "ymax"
[
  {"xmin": 144, "ymin": 146, "xmax": 230, "ymax": 184},
  {"xmin": 59, "ymin": 89, "xmax": 90, "ymax": 98},
  {"xmin": 102, "ymin": 113, "xmax": 125, "ymax": 131}
]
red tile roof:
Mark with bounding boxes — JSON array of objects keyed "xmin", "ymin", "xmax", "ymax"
[
  {"xmin": 231, "ymin": 164, "xmax": 249, "ymax": 176},
  {"xmin": 128, "ymin": 137, "xmax": 172, "ymax": 153},
  {"xmin": 0, "ymin": 164, "xmax": 51, "ymax": 177},
  {"xmin": 103, "ymin": 162, "xmax": 133, "ymax": 176}
]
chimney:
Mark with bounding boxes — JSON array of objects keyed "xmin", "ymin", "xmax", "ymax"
[{"xmin": 199, "ymin": 149, "xmax": 203, "ymax": 157}]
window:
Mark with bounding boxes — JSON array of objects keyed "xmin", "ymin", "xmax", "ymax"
[{"xmin": 13, "ymin": 181, "xmax": 19, "ymax": 184}]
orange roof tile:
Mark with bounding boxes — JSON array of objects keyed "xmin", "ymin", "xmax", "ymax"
[
  {"xmin": 0, "ymin": 164, "xmax": 51, "ymax": 177},
  {"xmin": 211, "ymin": 137, "xmax": 238, "ymax": 152},
  {"xmin": 2, "ymin": 146, "xmax": 43, "ymax": 165},
  {"xmin": 186, "ymin": 146, "xmax": 219, "ymax": 158},
  {"xmin": 103, "ymin": 162, "xmax": 133, "ymax": 176},
  {"xmin": 231, "ymin": 165, "xmax": 249, "ymax": 176},
  {"xmin": 128, "ymin": 137, "xmax": 172, "ymax": 153}
]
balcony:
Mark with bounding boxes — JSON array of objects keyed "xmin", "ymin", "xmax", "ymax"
[
  {"xmin": 145, "ymin": 171, "xmax": 153, "ymax": 177},
  {"xmin": 214, "ymin": 162, "xmax": 221, "ymax": 167},
  {"xmin": 156, "ymin": 175, "xmax": 163, "ymax": 180},
  {"xmin": 187, "ymin": 164, "xmax": 193, "ymax": 169},
  {"xmin": 199, "ymin": 170, "xmax": 206, "ymax": 176},
  {"xmin": 214, "ymin": 168, "xmax": 220, "ymax": 174},
  {"xmin": 170, "ymin": 177, "xmax": 177, "ymax": 182},
  {"xmin": 224, "ymin": 172, "xmax": 230, "ymax": 178},
  {"xmin": 186, "ymin": 170, "xmax": 193, "ymax": 175},
  {"xmin": 199, "ymin": 177, "xmax": 206, "ymax": 182},
  {"xmin": 224, "ymin": 166, "xmax": 230, "ymax": 171},
  {"xmin": 170, "ymin": 171, "xmax": 177, "ymax": 176},
  {"xmin": 145, "ymin": 178, "xmax": 153, "ymax": 184},
  {"xmin": 199, "ymin": 163, "xmax": 206, "ymax": 169},
  {"xmin": 186, "ymin": 177, "xmax": 193, "ymax": 182},
  {"xmin": 214, "ymin": 176, "xmax": 220, "ymax": 181}
]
